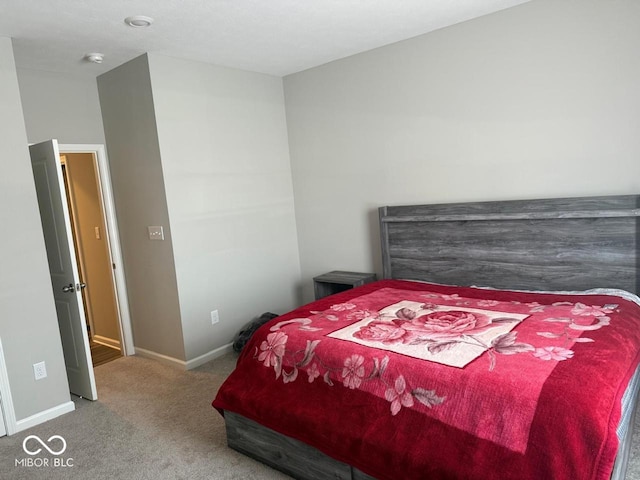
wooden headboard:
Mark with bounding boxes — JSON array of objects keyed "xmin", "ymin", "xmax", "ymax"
[{"xmin": 379, "ymin": 195, "xmax": 640, "ymax": 295}]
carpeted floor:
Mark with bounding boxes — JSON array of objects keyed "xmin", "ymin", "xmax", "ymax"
[
  {"xmin": 0, "ymin": 353, "xmax": 290, "ymax": 480},
  {"xmin": 1, "ymin": 352, "xmax": 639, "ymax": 479}
]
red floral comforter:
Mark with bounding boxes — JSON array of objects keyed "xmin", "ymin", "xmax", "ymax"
[{"xmin": 212, "ymin": 280, "xmax": 640, "ymax": 480}]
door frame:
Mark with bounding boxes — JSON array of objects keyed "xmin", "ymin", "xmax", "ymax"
[
  {"xmin": 59, "ymin": 144, "xmax": 134, "ymax": 356},
  {"xmin": 0, "ymin": 337, "xmax": 16, "ymax": 435}
]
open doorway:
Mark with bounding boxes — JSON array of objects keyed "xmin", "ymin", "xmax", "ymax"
[
  {"xmin": 61, "ymin": 152, "xmax": 121, "ymax": 366},
  {"xmin": 30, "ymin": 140, "xmax": 133, "ymax": 399},
  {"xmin": 58, "ymin": 144, "xmax": 134, "ymax": 360}
]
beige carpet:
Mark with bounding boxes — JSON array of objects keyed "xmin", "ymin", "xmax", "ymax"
[
  {"xmin": 1, "ymin": 352, "xmax": 639, "ymax": 479},
  {"xmin": 0, "ymin": 353, "xmax": 289, "ymax": 480}
]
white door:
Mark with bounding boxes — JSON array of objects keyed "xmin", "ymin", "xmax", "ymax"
[
  {"xmin": 0, "ymin": 338, "xmax": 13, "ymax": 436},
  {"xmin": 29, "ymin": 140, "xmax": 97, "ymax": 400},
  {"xmin": 0, "ymin": 395, "xmax": 6, "ymax": 437}
]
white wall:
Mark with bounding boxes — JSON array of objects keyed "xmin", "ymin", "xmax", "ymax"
[
  {"xmin": 148, "ymin": 54, "xmax": 301, "ymax": 360},
  {"xmin": 0, "ymin": 37, "xmax": 71, "ymax": 421},
  {"xmin": 284, "ymin": 0, "xmax": 640, "ymax": 301},
  {"xmin": 16, "ymin": 68, "xmax": 105, "ymax": 145},
  {"xmin": 97, "ymin": 55, "xmax": 186, "ymax": 361}
]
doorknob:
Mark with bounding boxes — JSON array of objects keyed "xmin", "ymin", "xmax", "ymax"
[
  {"xmin": 77, "ymin": 283, "xmax": 86, "ymax": 290},
  {"xmin": 62, "ymin": 283, "xmax": 75, "ymax": 293}
]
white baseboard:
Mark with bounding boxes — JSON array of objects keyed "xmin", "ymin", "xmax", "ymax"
[
  {"xmin": 15, "ymin": 401, "xmax": 75, "ymax": 434},
  {"xmin": 92, "ymin": 335, "xmax": 121, "ymax": 350},
  {"xmin": 185, "ymin": 343, "xmax": 234, "ymax": 370},
  {"xmin": 134, "ymin": 347, "xmax": 185, "ymax": 369},
  {"xmin": 134, "ymin": 343, "xmax": 233, "ymax": 371}
]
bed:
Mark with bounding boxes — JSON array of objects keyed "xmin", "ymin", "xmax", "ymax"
[{"xmin": 213, "ymin": 194, "xmax": 640, "ymax": 480}]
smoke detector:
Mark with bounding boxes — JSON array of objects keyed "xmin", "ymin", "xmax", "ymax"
[
  {"xmin": 124, "ymin": 15, "xmax": 154, "ymax": 27},
  {"xmin": 85, "ymin": 53, "xmax": 104, "ymax": 64}
]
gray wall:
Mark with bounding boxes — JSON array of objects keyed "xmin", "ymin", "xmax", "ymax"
[
  {"xmin": 98, "ymin": 54, "xmax": 301, "ymax": 363},
  {"xmin": 147, "ymin": 54, "xmax": 301, "ymax": 360},
  {"xmin": 97, "ymin": 55, "xmax": 186, "ymax": 361},
  {"xmin": 0, "ymin": 37, "xmax": 70, "ymax": 421},
  {"xmin": 16, "ymin": 68, "xmax": 105, "ymax": 145},
  {"xmin": 284, "ymin": 0, "xmax": 640, "ymax": 301}
]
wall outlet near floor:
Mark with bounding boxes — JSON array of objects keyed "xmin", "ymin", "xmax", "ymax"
[
  {"xmin": 33, "ymin": 361, "xmax": 47, "ymax": 380},
  {"xmin": 210, "ymin": 310, "xmax": 220, "ymax": 325}
]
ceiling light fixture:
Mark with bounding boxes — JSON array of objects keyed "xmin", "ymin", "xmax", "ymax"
[
  {"xmin": 85, "ymin": 53, "xmax": 104, "ymax": 64},
  {"xmin": 124, "ymin": 15, "xmax": 154, "ymax": 28}
]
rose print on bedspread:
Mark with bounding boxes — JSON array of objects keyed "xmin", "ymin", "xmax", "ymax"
[
  {"xmin": 329, "ymin": 300, "xmax": 529, "ymax": 368},
  {"xmin": 254, "ymin": 333, "xmax": 446, "ymax": 419},
  {"xmin": 253, "ymin": 287, "xmax": 618, "ymax": 453}
]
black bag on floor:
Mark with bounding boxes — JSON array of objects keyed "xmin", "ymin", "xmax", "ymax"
[{"xmin": 232, "ymin": 312, "xmax": 279, "ymax": 353}]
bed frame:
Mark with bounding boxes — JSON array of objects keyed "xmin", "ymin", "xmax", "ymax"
[{"xmin": 222, "ymin": 194, "xmax": 640, "ymax": 480}]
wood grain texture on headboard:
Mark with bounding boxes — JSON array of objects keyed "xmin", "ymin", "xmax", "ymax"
[{"xmin": 379, "ymin": 195, "xmax": 640, "ymax": 294}]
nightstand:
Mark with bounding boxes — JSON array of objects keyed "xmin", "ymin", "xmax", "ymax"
[{"xmin": 313, "ymin": 271, "xmax": 377, "ymax": 300}]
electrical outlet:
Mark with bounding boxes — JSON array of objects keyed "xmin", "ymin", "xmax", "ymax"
[
  {"xmin": 147, "ymin": 226, "xmax": 164, "ymax": 240},
  {"xmin": 210, "ymin": 310, "xmax": 220, "ymax": 325},
  {"xmin": 33, "ymin": 361, "xmax": 47, "ymax": 380}
]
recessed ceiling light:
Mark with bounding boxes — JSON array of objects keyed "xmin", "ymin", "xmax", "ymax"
[
  {"xmin": 124, "ymin": 15, "xmax": 154, "ymax": 28},
  {"xmin": 85, "ymin": 53, "xmax": 104, "ymax": 64}
]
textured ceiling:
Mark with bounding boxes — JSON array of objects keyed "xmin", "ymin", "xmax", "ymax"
[{"xmin": 0, "ymin": 0, "xmax": 530, "ymax": 77}]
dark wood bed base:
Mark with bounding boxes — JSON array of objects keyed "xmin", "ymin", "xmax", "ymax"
[
  {"xmin": 222, "ymin": 194, "xmax": 640, "ymax": 480},
  {"xmin": 225, "ymin": 411, "xmax": 376, "ymax": 480}
]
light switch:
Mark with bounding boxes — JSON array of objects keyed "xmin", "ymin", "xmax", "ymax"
[
  {"xmin": 95, "ymin": 226, "xmax": 101, "ymax": 239},
  {"xmin": 148, "ymin": 226, "xmax": 164, "ymax": 240}
]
